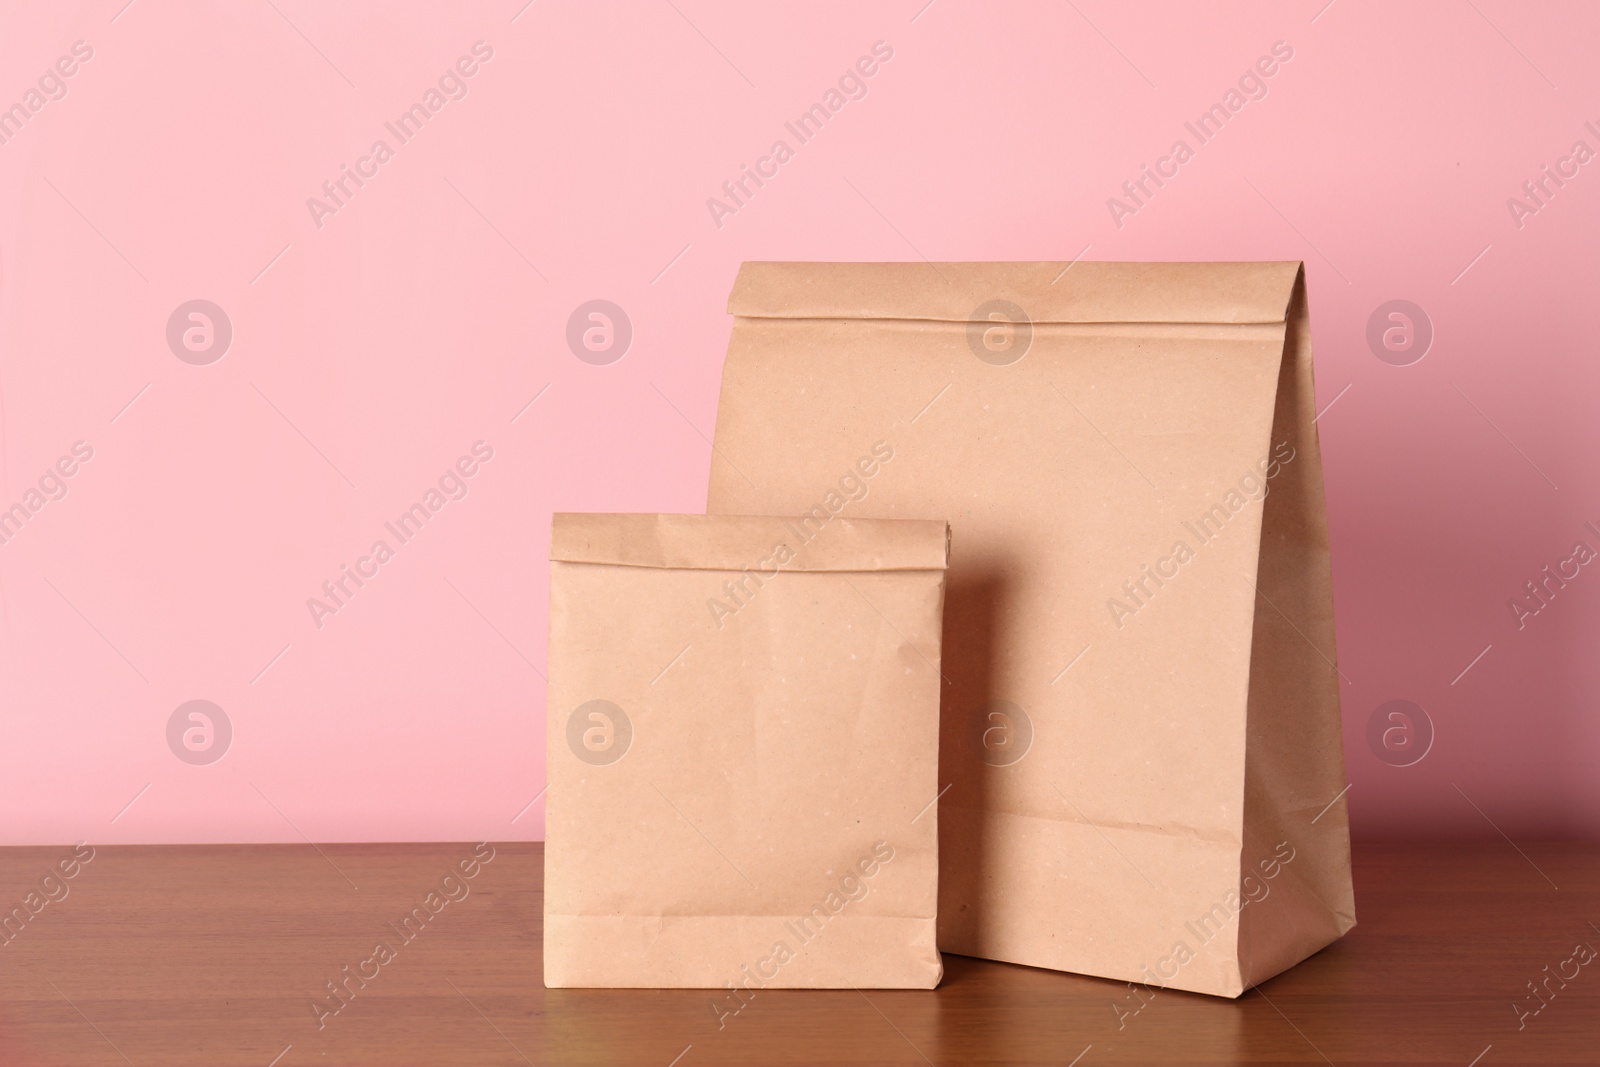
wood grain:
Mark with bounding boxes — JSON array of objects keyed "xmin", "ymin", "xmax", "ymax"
[{"xmin": 0, "ymin": 841, "xmax": 1595, "ymax": 1065}]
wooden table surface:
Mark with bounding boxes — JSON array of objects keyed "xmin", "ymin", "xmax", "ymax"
[{"xmin": 0, "ymin": 841, "xmax": 1595, "ymax": 1066}]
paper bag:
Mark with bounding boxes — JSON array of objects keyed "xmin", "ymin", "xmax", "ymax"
[
  {"xmin": 544, "ymin": 512, "xmax": 949, "ymax": 991},
  {"xmin": 706, "ymin": 262, "xmax": 1355, "ymax": 997}
]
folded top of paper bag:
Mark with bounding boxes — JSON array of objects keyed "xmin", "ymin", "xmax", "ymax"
[
  {"xmin": 727, "ymin": 260, "xmax": 1302, "ymax": 324},
  {"xmin": 551, "ymin": 512, "xmax": 950, "ymax": 573}
]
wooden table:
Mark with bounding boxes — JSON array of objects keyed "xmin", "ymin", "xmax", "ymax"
[{"xmin": 0, "ymin": 841, "xmax": 1594, "ymax": 1065}]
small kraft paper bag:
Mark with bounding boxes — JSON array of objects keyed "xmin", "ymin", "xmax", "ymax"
[
  {"xmin": 544, "ymin": 512, "xmax": 949, "ymax": 990},
  {"xmin": 706, "ymin": 262, "xmax": 1355, "ymax": 997}
]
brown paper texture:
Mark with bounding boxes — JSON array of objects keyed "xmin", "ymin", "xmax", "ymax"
[
  {"xmin": 544, "ymin": 513, "xmax": 949, "ymax": 990},
  {"xmin": 706, "ymin": 262, "xmax": 1355, "ymax": 997}
]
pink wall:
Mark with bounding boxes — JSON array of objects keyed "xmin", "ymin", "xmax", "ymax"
[{"xmin": 1, "ymin": 1, "xmax": 1595, "ymax": 844}]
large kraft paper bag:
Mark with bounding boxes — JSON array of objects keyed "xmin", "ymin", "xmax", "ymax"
[
  {"xmin": 706, "ymin": 262, "xmax": 1355, "ymax": 997},
  {"xmin": 544, "ymin": 512, "xmax": 949, "ymax": 991}
]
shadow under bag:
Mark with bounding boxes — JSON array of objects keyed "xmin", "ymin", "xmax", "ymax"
[{"xmin": 707, "ymin": 260, "xmax": 1355, "ymax": 997}]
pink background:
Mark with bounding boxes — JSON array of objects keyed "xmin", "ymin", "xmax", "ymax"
[{"xmin": 1, "ymin": 0, "xmax": 1595, "ymax": 845}]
